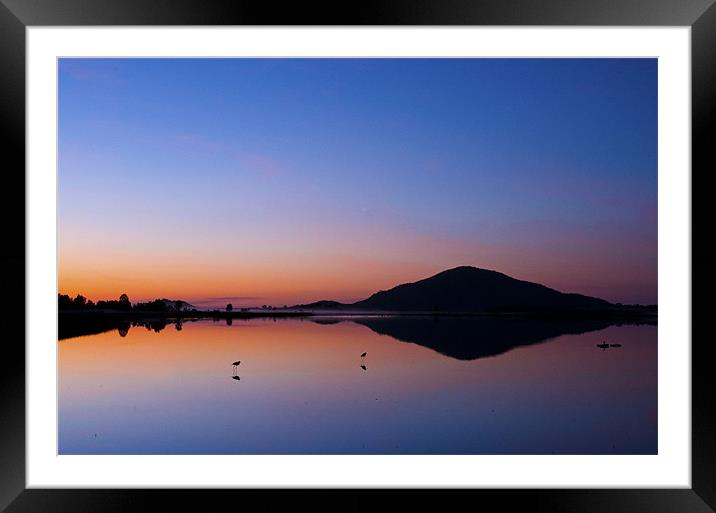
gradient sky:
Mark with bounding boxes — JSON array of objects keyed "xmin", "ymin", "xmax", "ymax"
[{"xmin": 58, "ymin": 58, "xmax": 657, "ymax": 307}]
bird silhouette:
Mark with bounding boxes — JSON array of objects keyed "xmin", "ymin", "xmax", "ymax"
[
  {"xmin": 232, "ymin": 361, "xmax": 241, "ymax": 366},
  {"xmin": 360, "ymin": 352, "xmax": 367, "ymax": 358}
]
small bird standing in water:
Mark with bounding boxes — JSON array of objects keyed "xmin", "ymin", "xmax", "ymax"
[{"xmin": 360, "ymin": 352, "xmax": 367, "ymax": 358}]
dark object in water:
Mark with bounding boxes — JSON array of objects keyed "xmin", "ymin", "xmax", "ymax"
[
  {"xmin": 360, "ymin": 352, "xmax": 367, "ymax": 358},
  {"xmin": 610, "ymin": 343, "xmax": 622, "ymax": 348},
  {"xmin": 232, "ymin": 361, "xmax": 241, "ymax": 366},
  {"xmin": 232, "ymin": 375, "xmax": 240, "ymax": 381},
  {"xmin": 596, "ymin": 343, "xmax": 610, "ymax": 350},
  {"xmin": 360, "ymin": 365, "xmax": 367, "ymax": 371}
]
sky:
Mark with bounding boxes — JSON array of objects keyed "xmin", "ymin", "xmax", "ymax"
[{"xmin": 58, "ymin": 58, "xmax": 657, "ymax": 307}]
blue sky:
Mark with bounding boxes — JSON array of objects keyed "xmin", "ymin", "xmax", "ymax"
[{"xmin": 58, "ymin": 58, "xmax": 657, "ymax": 306}]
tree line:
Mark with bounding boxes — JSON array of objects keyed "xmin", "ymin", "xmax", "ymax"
[{"xmin": 58, "ymin": 293, "xmax": 195, "ymax": 313}]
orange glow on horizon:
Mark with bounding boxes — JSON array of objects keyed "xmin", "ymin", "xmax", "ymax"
[{"xmin": 58, "ymin": 206, "xmax": 656, "ymax": 307}]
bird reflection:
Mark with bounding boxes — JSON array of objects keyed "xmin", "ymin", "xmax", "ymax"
[
  {"xmin": 232, "ymin": 360, "xmax": 241, "ymax": 380},
  {"xmin": 360, "ymin": 365, "xmax": 367, "ymax": 371},
  {"xmin": 232, "ymin": 375, "xmax": 241, "ymax": 381},
  {"xmin": 360, "ymin": 352, "xmax": 367, "ymax": 371}
]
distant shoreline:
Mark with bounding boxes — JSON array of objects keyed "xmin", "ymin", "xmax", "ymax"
[
  {"xmin": 58, "ymin": 309, "xmax": 312, "ymax": 340},
  {"xmin": 286, "ymin": 305, "xmax": 657, "ymax": 320},
  {"xmin": 58, "ymin": 306, "xmax": 656, "ymax": 341},
  {"xmin": 59, "ymin": 305, "xmax": 657, "ymax": 319},
  {"xmin": 58, "ymin": 266, "xmax": 657, "ymax": 339}
]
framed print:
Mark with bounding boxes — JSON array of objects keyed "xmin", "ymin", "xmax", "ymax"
[{"xmin": 3, "ymin": 0, "xmax": 715, "ymax": 511}]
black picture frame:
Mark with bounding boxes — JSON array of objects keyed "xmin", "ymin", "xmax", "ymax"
[{"xmin": 2, "ymin": 1, "xmax": 714, "ymax": 511}]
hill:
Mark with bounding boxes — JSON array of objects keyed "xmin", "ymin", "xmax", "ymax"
[
  {"xmin": 352, "ymin": 266, "xmax": 610, "ymax": 312},
  {"xmin": 291, "ymin": 300, "xmax": 348, "ymax": 309},
  {"xmin": 290, "ymin": 266, "xmax": 614, "ymax": 313}
]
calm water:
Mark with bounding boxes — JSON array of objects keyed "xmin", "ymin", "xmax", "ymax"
[{"xmin": 59, "ymin": 317, "xmax": 657, "ymax": 454}]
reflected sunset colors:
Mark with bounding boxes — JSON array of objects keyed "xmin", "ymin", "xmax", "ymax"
[{"xmin": 59, "ymin": 319, "xmax": 656, "ymax": 454}]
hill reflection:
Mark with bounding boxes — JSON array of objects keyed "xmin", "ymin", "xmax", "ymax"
[{"xmin": 344, "ymin": 316, "xmax": 651, "ymax": 360}]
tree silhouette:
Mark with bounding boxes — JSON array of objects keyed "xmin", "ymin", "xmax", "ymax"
[
  {"xmin": 134, "ymin": 299, "xmax": 168, "ymax": 312},
  {"xmin": 58, "ymin": 294, "xmax": 73, "ymax": 310},
  {"xmin": 118, "ymin": 293, "xmax": 131, "ymax": 311}
]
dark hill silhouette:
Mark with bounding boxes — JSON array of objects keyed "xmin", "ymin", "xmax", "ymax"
[
  {"xmin": 292, "ymin": 300, "xmax": 347, "ymax": 309},
  {"xmin": 349, "ymin": 316, "xmax": 631, "ymax": 360},
  {"xmin": 292, "ymin": 266, "xmax": 611, "ymax": 313}
]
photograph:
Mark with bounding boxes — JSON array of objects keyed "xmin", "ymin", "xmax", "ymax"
[
  {"xmin": 2, "ymin": 0, "xmax": 711, "ymax": 506},
  {"xmin": 57, "ymin": 57, "xmax": 659, "ymax": 456}
]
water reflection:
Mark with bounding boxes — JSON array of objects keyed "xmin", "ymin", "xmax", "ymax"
[
  {"xmin": 117, "ymin": 324, "xmax": 129, "ymax": 338},
  {"xmin": 346, "ymin": 316, "xmax": 642, "ymax": 360},
  {"xmin": 59, "ymin": 317, "xmax": 657, "ymax": 455},
  {"xmin": 231, "ymin": 360, "xmax": 241, "ymax": 380}
]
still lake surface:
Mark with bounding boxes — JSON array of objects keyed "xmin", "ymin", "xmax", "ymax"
[{"xmin": 59, "ymin": 316, "xmax": 657, "ymax": 454}]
